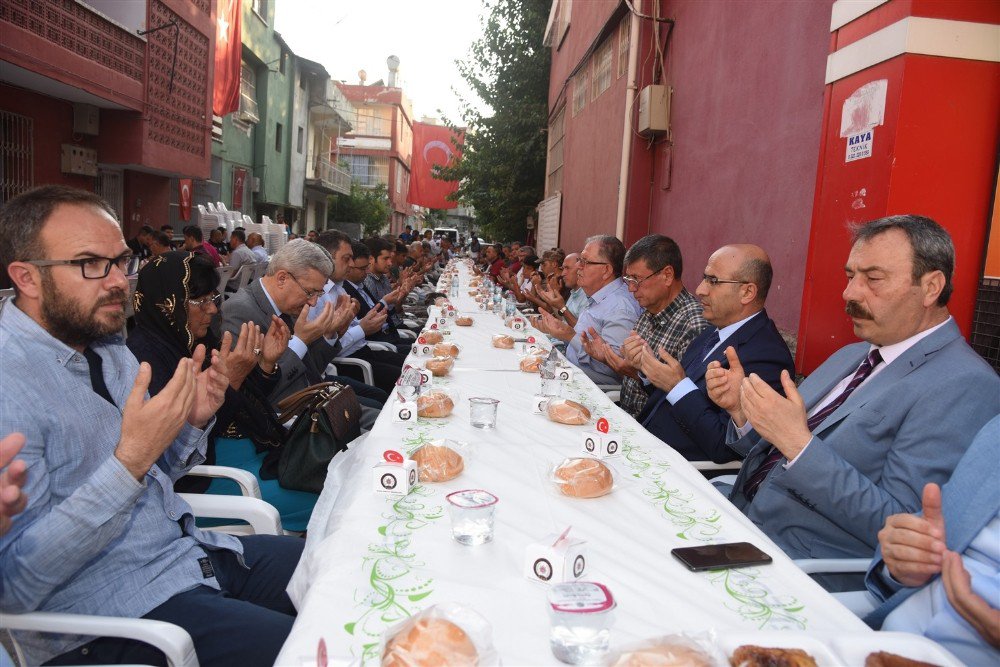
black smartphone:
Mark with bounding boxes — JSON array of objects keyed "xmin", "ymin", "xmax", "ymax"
[
  {"xmin": 375, "ymin": 302, "xmax": 385, "ymax": 312},
  {"xmin": 670, "ymin": 542, "xmax": 772, "ymax": 572}
]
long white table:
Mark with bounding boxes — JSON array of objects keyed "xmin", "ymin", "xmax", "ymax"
[{"xmin": 276, "ymin": 263, "xmax": 868, "ymax": 666}]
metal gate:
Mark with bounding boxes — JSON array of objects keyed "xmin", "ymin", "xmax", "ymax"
[
  {"xmin": 0, "ymin": 110, "xmax": 33, "ymax": 204},
  {"xmin": 96, "ymin": 168, "xmax": 124, "ymax": 225}
]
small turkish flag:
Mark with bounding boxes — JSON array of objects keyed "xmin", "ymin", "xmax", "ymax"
[{"xmin": 178, "ymin": 178, "xmax": 193, "ymax": 221}]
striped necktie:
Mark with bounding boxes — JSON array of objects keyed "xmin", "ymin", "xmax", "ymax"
[{"xmin": 742, "ymin": 348, "xmax": 883, "ymax": 501}]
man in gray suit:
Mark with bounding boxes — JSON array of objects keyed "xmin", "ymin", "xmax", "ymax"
[
  {"xmin": 707, "ymin": 215, "xmax": 999, "ymax": 565},
  {"xmin": 221, "ymin": 240, "xmax": 384, "ymax": 426}
]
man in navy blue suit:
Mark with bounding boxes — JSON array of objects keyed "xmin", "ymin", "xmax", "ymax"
[{"xmin": 623, "ymin": 244, "xmax": 794, "ymax": 462}]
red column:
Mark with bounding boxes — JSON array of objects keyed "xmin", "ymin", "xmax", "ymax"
[{"xmin": 796, "ymin": 0, "xmax": 1000, "ymax": 372}]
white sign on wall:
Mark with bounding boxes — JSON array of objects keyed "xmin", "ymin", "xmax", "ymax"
[{"xmin": 845, "ymin": 128, "xmax": 874, "ymax": 162}]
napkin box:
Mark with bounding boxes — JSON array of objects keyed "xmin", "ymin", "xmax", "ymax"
[
  {"xmin": 524, "ymin": 533, "xmax": 587, "ymax": 584},
  {"xmin": 530, "ymin": 394, "xmax": 549, "ymax": 414},
  {"xmin": 372, "ymin": 459, "xmax": 417, "ymax": 495},
  {"xmin": 582, "ymin": 430, "xmax": 622, "ymax": 458},
  {"xmin": 414, "ymin": 343, "xmax": 434, "ymax": 356},
  {"xmin": 556, "ymin": 367, "xmax": 574, "ymax": 381},
  {"xmin": 392, "ymin": 400, "xmax": 418, "ymax": 423}
]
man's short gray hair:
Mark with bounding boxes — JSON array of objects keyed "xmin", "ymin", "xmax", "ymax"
[
  {"xmin": 267, "ymin": 238, "xmax": 333, "ymax": 277},
  {"xmin": 585, "ymin": 234, "xmax": 626, "ymax": 277},
  {"xmin": 851, "ymin": 215, "xmax": 955, "ymax": 306}
]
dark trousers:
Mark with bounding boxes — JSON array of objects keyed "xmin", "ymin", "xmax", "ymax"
[
  {"xmin": 340, "ymin": 347, "xmax": 407, "ymax": 394},
  {"xmin": 46, "ymin": 535, "xmax": 304, "ymax": 667},
  {"xmin": 330, "ymin": 373, "xmax": 388, "ymax": 407}
]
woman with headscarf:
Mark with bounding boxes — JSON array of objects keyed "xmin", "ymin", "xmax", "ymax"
[{"xmin": 127, "ymin": 251, "xmax": 317, "ymax": 531}]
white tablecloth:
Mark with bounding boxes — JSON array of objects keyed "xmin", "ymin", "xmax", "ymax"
[{"xmin": 276, "ymin": 264, "xmax": 868, "ymax": 666}]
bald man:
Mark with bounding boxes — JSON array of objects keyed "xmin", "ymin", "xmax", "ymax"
[{"xmin": 624, "ymin": 244, "xmax": 794, "ymax": 463}]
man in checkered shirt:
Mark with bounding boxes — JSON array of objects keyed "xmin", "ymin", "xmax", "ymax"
[{"xmin": 583, "ymin": 235, "xmax": 709, "ymax": 416}]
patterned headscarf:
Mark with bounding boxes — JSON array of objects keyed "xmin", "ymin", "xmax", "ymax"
[{"xmin": 133, "ymin": 251, "xmax": 213, "ymax": 354}]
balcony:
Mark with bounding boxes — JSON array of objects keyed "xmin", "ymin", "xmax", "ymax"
[{"xmin": 305, "ymin": 157, "xmax": 351, "ymax": 196}]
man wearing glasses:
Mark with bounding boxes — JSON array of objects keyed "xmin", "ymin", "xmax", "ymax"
[
  {"xmin": 536, "ymin": 235, "xmax": 641, "ymax": 385},
  {"xmin": 622, "ymin": 244, "xmax": 793, "ymax": 463},
  {"xmin": 580, "ymin": 235, "xmax": 709, "ymax": 417},
  {"xmin": 0, "ymin": 186, "xmax": 304, "ymax": 666}
]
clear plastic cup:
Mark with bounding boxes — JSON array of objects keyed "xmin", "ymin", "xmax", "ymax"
[
  {"xmin": 446, "ymin": 489, "xmax": 498, "ymax": 545},
  {"xmin": 469, "ymin": 397, "xmax": 499, "ymax": 429},
  {"xmin": 547, "ymin": 582, "xmax": 616, "ymax": 664}
]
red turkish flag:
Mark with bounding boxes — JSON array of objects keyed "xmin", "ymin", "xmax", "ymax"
[
  {"xmin": 407, "ymin": 123, "xmax": 463, "ymax": 209},
  {"xmin": 178, "ymin": 178, "xmax": 193, "ymax": 221},
  {"xmin": 212, "ymin": 0, "xmax": 242, "ymax": 116}
]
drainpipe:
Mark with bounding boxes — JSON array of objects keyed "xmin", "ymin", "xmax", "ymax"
[{"xmin": 614, "ymin": 1, "xmax": 642, "ymax": 242}]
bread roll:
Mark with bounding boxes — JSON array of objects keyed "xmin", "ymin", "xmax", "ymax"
[
  {"xmin": 382, "ymin": 617, "xmax": 478, "ymax": 667},
  {"xmin": 554, "ymin": 458, "xmax": 613, "ymax": 498},
  {"xmin": 519, "ymin": 355, "xmax": 544, "ymax": 373},
  {"xmin": 425, "ymin": 356, "xmax": 454, "ymax": 377},
  {"xmin": 420, "ymin": 330, "xmax": 444, "ymax": 344},
  {"xmin": 417, "ymin": 392, "xmax": 454, "ymax": 418},
  {"xmin": 612, "ymin": 643, "xmax": 714, "ymax": 667},
  {"xmin": 456, "ymin": 316, "xmax": 474, "ymax": 326},
  {"xmin": 547, "ymin": 399, "xmax": 591, "ymax": 425},
  {"xmin": 730, "ymin": 646, "xmax": 818, "ymax": 667},
  {"xmin": 412, "ymin": 444, "xmax": 464, "ymax": 482},
  {"xmin": 492, "ymin": 334, "xmax": 515, "ymax": 349},
  {"xmin": 434, "ymin": 343, "xmax": 460, "ymax": 358}
]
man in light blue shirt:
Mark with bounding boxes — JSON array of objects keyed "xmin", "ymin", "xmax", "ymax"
[
  {"xmin": 0, "ymin": 185, "xmax": 304, "ymax": 666},
  {"xmin": 537, "ymin": 235, "xmax": 641, "ymax": 385},
  {"xmin": 865, "ymin": 415, "xmax": 1000, "ymax": 665}
]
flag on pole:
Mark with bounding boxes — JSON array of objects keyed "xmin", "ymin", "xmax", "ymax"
[
  {"xmin": 212, "ymin": 0, "xmax": 242, "ymax": 116},
  {"xmin": 407, "ymin": 122, "xmax": 463, "ymax": 209}
]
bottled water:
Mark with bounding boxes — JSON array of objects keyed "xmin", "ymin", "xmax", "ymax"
[{"xmin": 540, "ymin": 348, "xmax": 561, "ymax": 396}]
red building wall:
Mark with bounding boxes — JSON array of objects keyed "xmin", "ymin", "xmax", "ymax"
[
  {"xmin": 550, "ymin": 2, "xmax": 627, "ymax": 254},
  {"xmin": 631, "ymin": 0, "xmax": 833, "ymax": 333}
]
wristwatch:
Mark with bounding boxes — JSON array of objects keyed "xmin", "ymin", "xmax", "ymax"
[{"xmin": 558, "ymin": 306, "xmax": 568, "ymax": 315}]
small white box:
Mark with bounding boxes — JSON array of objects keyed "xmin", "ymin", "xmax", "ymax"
[
  {"xmin": 392, "ymin": 400, "xmax": 417, "ymax": 423},
  {"xmin": 414, "ymin": 343, "xmax": 434, "ymax": 356},
  {"xmin": 436, "ymin": 316, "xmax": 448, "ymax": 327},
  {"xmin": 478, "ymin": 302, "xmax": 487, "ymax": 311},
  {"xmin": 416, "ymin": 368, "xmax": 433, "ymax": 386},
  {"xmin": 556, "ymin": 367, "xmax": 574, "ymax": 381},
  {"xmin": 372, "ymin": 459, "xmax": 417, "ymax": 495},
  {"xmin": 511, "ymin": 317, "xmax": 526, "ymax": 331},
  {"xmin": 524, "ymin": 533, "xmax": 588, "ymax": 584},
  {"xmin": 582, "ymin": 430, "xmax": 622, "ymax": 458},
  {"xmin": 530, "ymin": 394, "xmax": 549, "ymax": 414},
  {"xmin": 445, "ymin": 308, "xmax": 457, "ymax": 319}
]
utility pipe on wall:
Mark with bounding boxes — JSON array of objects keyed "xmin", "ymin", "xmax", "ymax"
[{"xmin": 614, "ymin": 0, "xmax": 642, "ymax": 241}]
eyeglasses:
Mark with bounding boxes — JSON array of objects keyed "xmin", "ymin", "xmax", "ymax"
[
  {"xmin": 288, "ymin": 273, "xmax": 324, "ymax": 300},
  {"xmin": 701, "ymin": 274, "xmax": 748, "ymax": 287},
  {"xmin": 578, "ymin": 257, "xmax": 610, "ymax": 268},
  {"xmin": 351, "ymin": 263, "xmax": 370, "ymax": 271},
  {"xmin": 188, "ymin": 292, "xmax": 222, "ymax": 311},
  {"xmin": 623, "ymin": 267, "xmax": 664, "ymax": 290},
  {"xmin": 27, "ymin": 254, "xmax": 140, "ymax": 279}
]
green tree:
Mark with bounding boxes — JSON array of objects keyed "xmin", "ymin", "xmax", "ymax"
[
  {"xmin": 329, "ymin": 183, "xmax": 391, "ymax": 237},
  {"xmin": 438, "ymin": 0, "xmax": 550, "ymax": 242}
]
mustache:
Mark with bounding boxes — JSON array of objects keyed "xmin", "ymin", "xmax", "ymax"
[
  {"xmin": 94, "ymin": 289, "xmax": 128, "ymax": 310},
  {"xmin": 845, "ymin": 301, "xmax": 873, "ymax": 320}
]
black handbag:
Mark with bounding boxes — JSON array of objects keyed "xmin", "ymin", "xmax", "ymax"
[{"xmin": 274, "ymin": 381, "xmax": 362, "ymax": 494}]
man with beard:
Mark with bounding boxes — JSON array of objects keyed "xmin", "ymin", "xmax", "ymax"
[
  {"xmin": 0, "ymin": 185, "xmax": 304, "ymax": 666},
  {"xmin": 706, "ymin": 215, "xmax": 999, "ymax": 576}
]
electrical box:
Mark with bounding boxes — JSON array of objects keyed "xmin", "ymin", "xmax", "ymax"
[
  {"xmin": 73, "ymin": 103, "xmax": 99, "ymax": 136},
  {"xmin": 638, "ymin": 84, "xmax": 671, "ymax": 135},
  {"xmin": 61, "ymin": 145, "xmax": 98, "ymax": 177}
]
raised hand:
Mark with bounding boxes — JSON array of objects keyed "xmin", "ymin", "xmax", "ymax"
[
  {"xmin": 219, "ymin": 324, "xmax": 260, "ymax": 390},
  {"xmin": 580, "ymin": 328, "xmax": 607, "ymax": 364},
  {"xmin": 879, "ymin": 483, "xmax": 947, "ymax": 587},
  {"xmin": 705, "ymin": 346, "xmax": 747, "ymax": 423},
  {"xmin": 941, "ymin": 550, "xmax": 1000, "ymax": 649},
  {"xmin": 601, "ymin": 340, "xmax": 640, "ymax": 380},
  {"xmin": 116, "ymin": 360, "xmax": 197, "ymax": 479},
  {"xmin": 296, "ymin": 301, "xmax": 334, "ymax": 345},
  {"xmin": 538, "ymin": 307, "xmax": 575, "ymax": 342},
  {"xmin": 639, "ymin": 346, "xmax": 687, "ymax": 393},
  {"xmin": 621, "ymin": 332, "xmax": 648, "ymax": 368},
  {"xmin": 327, "ymin": 294, "xmax": 355, "ymax": 338},
  {"xmin": 740, "ymin": 369, "xmax": 811, "ymax": 459},
  {"xmin": 260, "ymin": 315, "xmax": 289, "ymax": 371},
  {"xmin": 186, "ymin": 344, "xmax": 229, "ymax": 429},
  {"xmin": 359, "ymin": 305, "xmax": 389, "ymax": 336},
  {"xmin": 0, "ymin": 432, "xmax": 28, "ymax": 535}
]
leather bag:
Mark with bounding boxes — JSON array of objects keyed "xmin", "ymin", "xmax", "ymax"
[{"xmin": 275, "ymin": 381, "xmax": 361, "ymax": 493}]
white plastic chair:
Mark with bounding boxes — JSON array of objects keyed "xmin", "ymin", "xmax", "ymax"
[
  {"xmin": 325, "ymin": 360, "xmax": 374, "ymax": 386},
  {"xmin": 793, "ymin": 557, "xmax": 877, "ymax": 617},
  {"xmin": 367, "ymin": 341, "xmax": 398, "ymax": 353},
  {"xmin": 214, "ymin": 265, "xmax": 235, "ymax": 292},
  {"xmin": 397, "ymin": 329, "xmax": 417, "ymax": 340},
  {"xmin": 1, "ymin": 485, "xmax": 281, "ymax": 667}
]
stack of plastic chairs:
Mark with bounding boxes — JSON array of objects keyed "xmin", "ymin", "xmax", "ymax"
[
  {"xmin": 263, "ymin": 215, "xmax": 287, "ymax": 255},
  {"xmin": 197, "ymin": 205, "xmax": 222, "ymax": 242}
]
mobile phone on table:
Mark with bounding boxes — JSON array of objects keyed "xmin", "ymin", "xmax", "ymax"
[{"xmin": 670, "ymin": 542, "xmax": 772, "ymax": 571}]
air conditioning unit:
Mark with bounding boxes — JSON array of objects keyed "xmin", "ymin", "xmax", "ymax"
[
  {"xmin": 73, "ymin": 103, "xmax": 99, "ymax": 135},
  {"xmin": 251, "ymin": 176, "xmax": 261, "ymax": 193}
]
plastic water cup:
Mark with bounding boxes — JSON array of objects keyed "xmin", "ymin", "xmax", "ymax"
[
  {"xmin": 446, "ymin": 489, "xmax": 498, "ymax": 545},
  {"xmin": 469, "ymin": 397, "xmax": 499, "ymax": 429}
]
